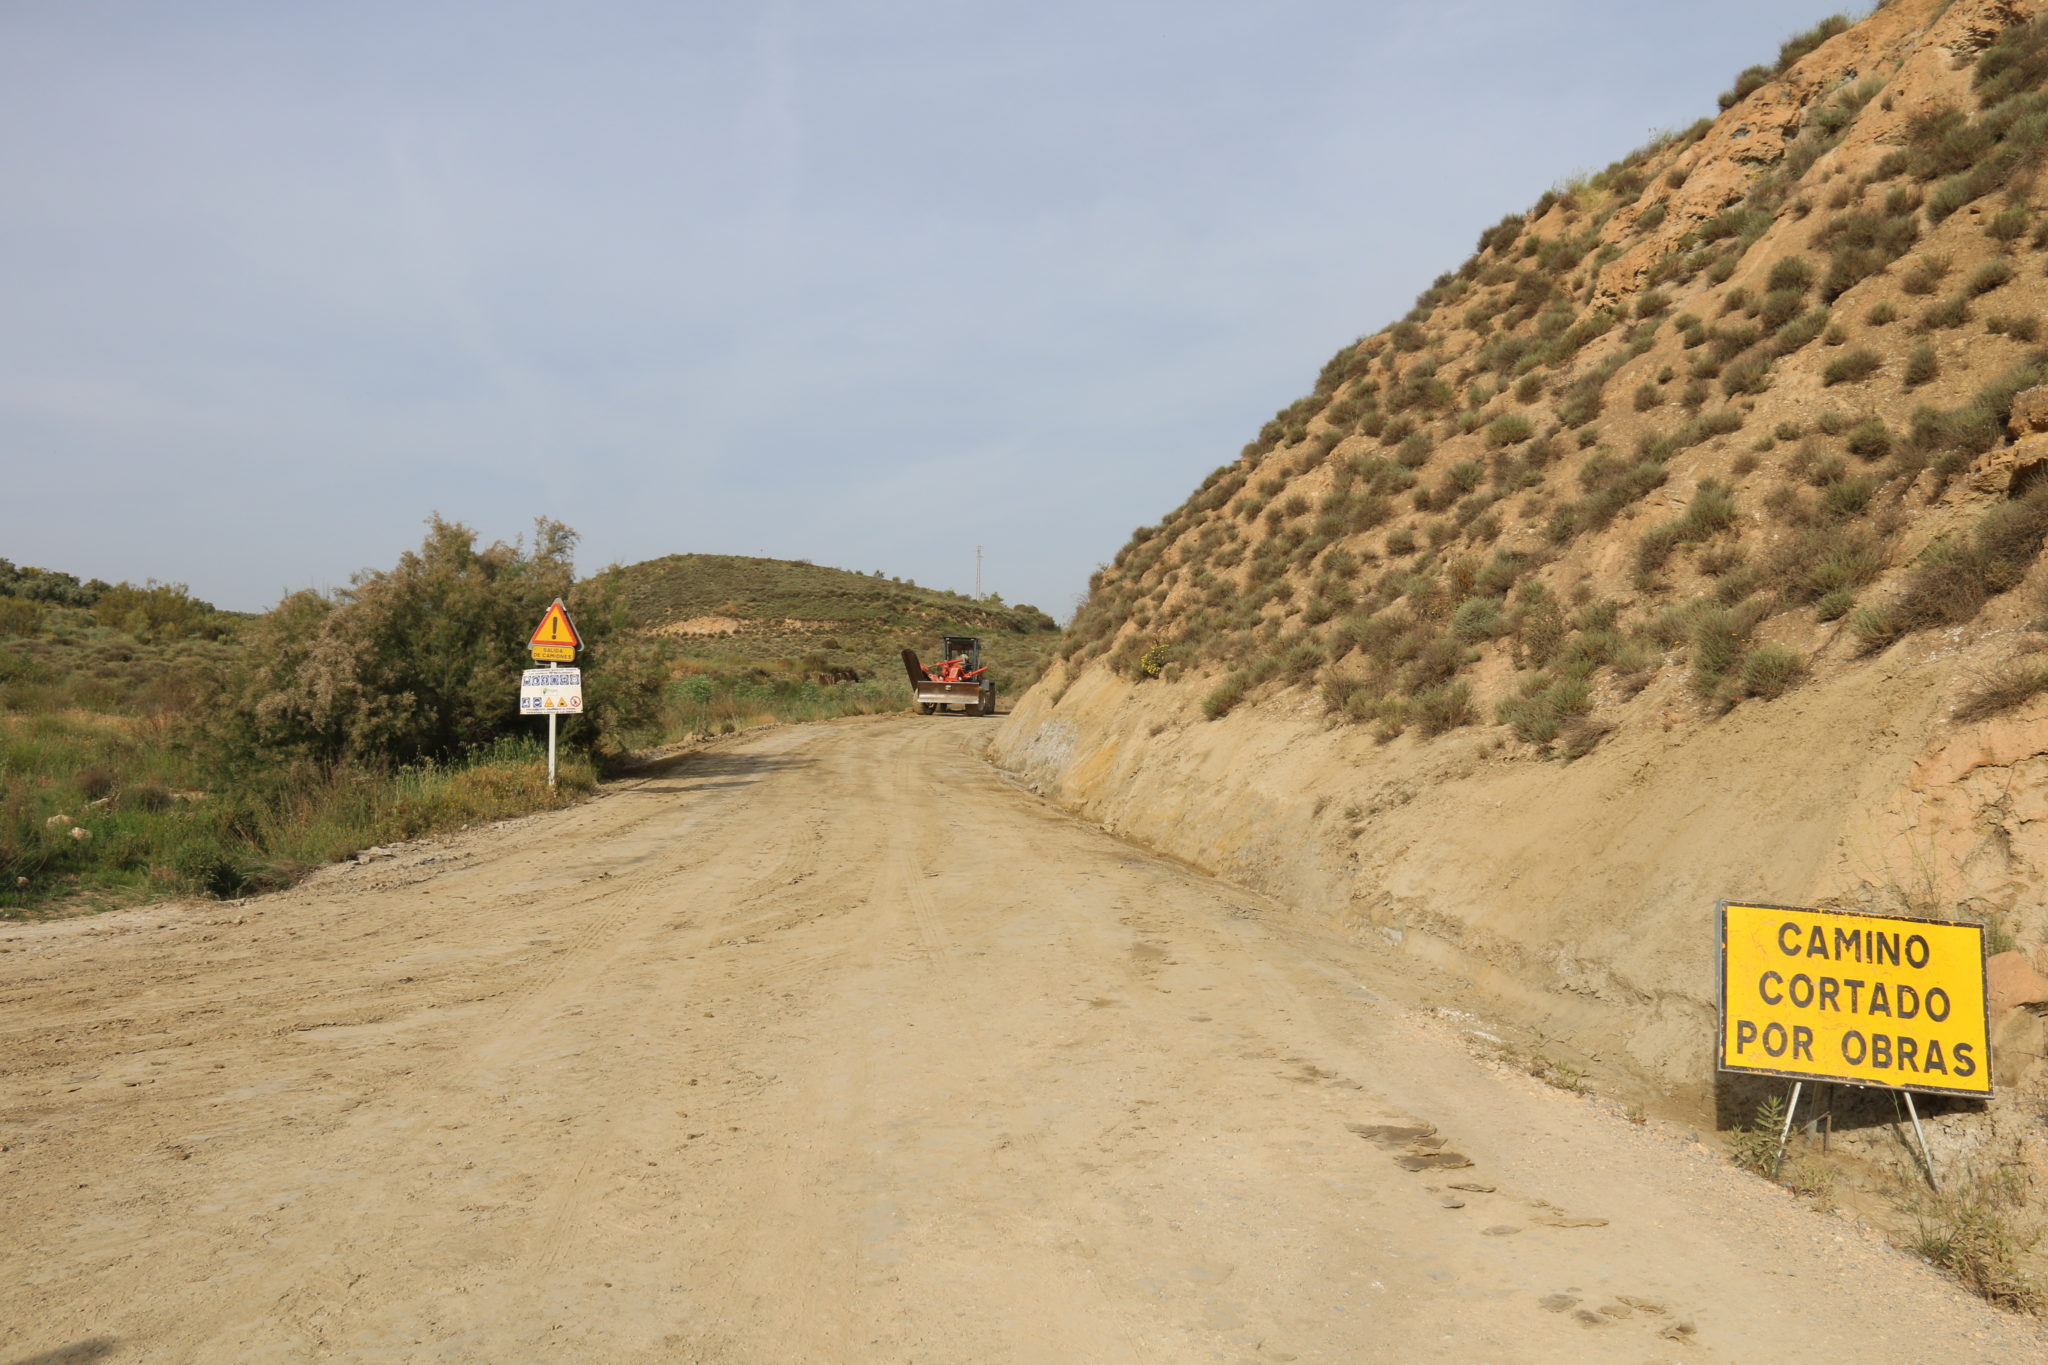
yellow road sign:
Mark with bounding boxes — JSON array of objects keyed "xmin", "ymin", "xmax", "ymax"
[
  {"xmin": 528, "ymin": 598, "xmax": 582, "ymax": 651},
  {"xmin": 530, "ymin": 643, "xmax": 576, "ymax": 662},
  {"xmin": 1719, "ymin": 901, "xmax": 1991, "ymax": 1097}
]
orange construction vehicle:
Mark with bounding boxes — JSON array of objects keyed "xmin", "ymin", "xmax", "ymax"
[{"xmin": 901, "ymin": 635, "xmax": 997, "ymax": 716}]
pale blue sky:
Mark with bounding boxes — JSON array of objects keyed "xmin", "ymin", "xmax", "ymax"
[{"xmin": 2, "ymin": 1, "xmax": 1852, "ymax": 616}]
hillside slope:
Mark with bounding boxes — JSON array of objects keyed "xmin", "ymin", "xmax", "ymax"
[{"xmin": 996, "ymin": 0, "xmax": 2048, "ymax": 1141}]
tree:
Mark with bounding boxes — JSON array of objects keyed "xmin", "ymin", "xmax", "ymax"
[{"xmin": 228, "ymin": 516, "xmax": 661, "ymax": 767}]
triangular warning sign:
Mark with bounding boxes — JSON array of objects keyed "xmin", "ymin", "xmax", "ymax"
[{"xmin": 528, "ymin": 598, "xmax": 583, "ymax": 649}]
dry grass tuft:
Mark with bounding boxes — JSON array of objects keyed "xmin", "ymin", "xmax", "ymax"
[{"xmin": 1953, "ymin": 655, "xmax": 2048, "ymax": 721}]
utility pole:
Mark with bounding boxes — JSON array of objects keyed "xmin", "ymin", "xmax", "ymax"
[{"xmin": 975, "ymin": 545, "xmax": 984, "ymax": 599}]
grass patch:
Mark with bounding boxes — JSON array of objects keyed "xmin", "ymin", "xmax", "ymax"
[{"xmin": 1906, "ymin": 1167, "xmax": 2045, "ymax": 1315}]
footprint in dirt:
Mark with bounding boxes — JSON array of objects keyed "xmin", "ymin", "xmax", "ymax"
[
  {"xmin": 1346, "ymin": 1122, "xmax": 1474, "ymax": 1171},
  {"xmin": 1347, "ymin": 1124, "xmax": 1610, "ymax": 1228}
]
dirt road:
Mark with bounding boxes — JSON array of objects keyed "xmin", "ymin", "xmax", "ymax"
[{"xmin": 1, "ymin": 718, "xmax": 2040, "ymax": 1363}]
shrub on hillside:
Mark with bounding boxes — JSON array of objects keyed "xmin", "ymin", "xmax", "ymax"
[
  {"xmin": 1922, "ymin": 296, "xmax": 1972, "ymax": 330},
  {"xmin": 1723, "ymin": 353, "xmax": 1773, "ymax": 397},
  {"xmin": 1203, "ymin": 671, "xmax": 1251, "ymax": 720},
  {"xmin": 1486, "ymin": 413, "xmax": 1534, "ymax": 447},
  {"xmin": 1988, "ymin": 313, "xmax": 2043, "ymax": 343},
  {"xmin": 1844, "ymin": 418, "xmax": 1894, "ymax": 460},
  {"xmin": 1741, "ymin": 644, "xmax": 1806, "ymax": 699},
  {"xmin": 1905, "ymin": 340, "xmax": 1940, "ymax": 387},
  {"xmin": 1413, "ymin": 680, "xmax": 1474, "ymax": 736},
  {"xmin": 1768, "ymin": 309, "xmax": 1830, "ymax": 357},
  {"xmin": 1823, "ymin": 348, "xmax": 1883, "ymax": 386},
  {"xmin": 1966, "ymin": 258, "xmax": 2015, "ymax": 297}
]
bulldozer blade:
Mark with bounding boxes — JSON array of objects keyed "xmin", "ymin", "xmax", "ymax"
[{"xmin": 901, "ymin": 649, "xmax": 924, "ymax": 688}]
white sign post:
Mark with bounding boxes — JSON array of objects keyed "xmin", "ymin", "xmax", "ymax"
[{"xmin": 520, "ymin": 667, "xmax": 583, "ymax": 789}]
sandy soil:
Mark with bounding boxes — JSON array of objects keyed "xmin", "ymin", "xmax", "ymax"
[{"xmin": 1, "ymin": 717, "xmax": 2041, "ymax": 1363}]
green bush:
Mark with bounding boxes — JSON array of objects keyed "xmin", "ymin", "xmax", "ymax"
[
  {"xmin": 1450, "ymin": 597, "xmax": 1505, "ymax": 644},
  {"xmin": 1202, "ymin": 671, "xmax": 1250, "ymax": 720},
  {"xmin": 1844, "ymin": 418, "xmax": 1893, "ymax": 459},
  {"xmin": 0, "ymin": 598, "xmax": 45, "ymax": 636},
  {"xmin": 1723, "ymin": 353, "xmax": 1773, "ymax": 396},
  {"xmin": 1823, "ymin": 348, "xmax": 1883, "ymax": 386},
  {"xmin": 1990, "ymin": 203, "xmax": 2031, "ymax": 243},
  {"xmin": 1414, "ymin": 680, "xmax": 1474, "ymax": 736},
  {"xmin": 1905, "ymin": 340, "xmax": 1940, "ymax": 387},
  {"xmin": 1766, "ymin": 257, "xmax": 1817, "ymax": 294},
  {"xmin": 1822, "ymin": 475, "xmax": 1877, "ymax": 517},
  {"xmin": 1741, "ymin": 644, "xmax": 1806, "ymax": 698},
  {"xmin": 1922, "ymin": 295, "xmax": 1973, "ymax": 330},
  {"xmin": 1486, "ymin": 413, "xmax": 1535, "ymax": 447},
  {"xmin": 1965, "ymin": 258, "xmax": 2015, "ymax": 297},
  {"xmin": 1903, "ymin": 254, "xmax": 1950, "ymax": 296},
  {"xmin": 1987, "ymin": 313, "xmax": 2043, "ymax": 343},
  {"xmin": 1768, "ymin": 308, "xmax": 1829, "ymax": 357}
]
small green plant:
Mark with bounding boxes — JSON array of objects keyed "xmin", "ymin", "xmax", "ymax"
[
  {"xmin": 1526, "ymin": 1052, "xmax": 1590, "ymax": 1094},
  {"xmin": 1726, "ymin": 1094, "xmax": 1791, "ymax": 1177}
]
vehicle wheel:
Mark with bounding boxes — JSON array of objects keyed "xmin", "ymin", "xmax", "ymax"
[{"xmin": 919, "ymin": 703, "xmax": 936, "ymax": 715}]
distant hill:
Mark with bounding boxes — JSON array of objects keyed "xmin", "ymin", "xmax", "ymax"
[{"xmin": 604, "ymin": 553, "xmax": 1060, "ymax": 689}]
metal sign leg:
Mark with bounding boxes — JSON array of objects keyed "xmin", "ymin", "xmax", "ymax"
[
  {"xmin": 547, "ymin": 712, "xmax": 558, "ymax": 790},
  {"xmin": 1771, "ymin": 1081, "xmax": 1802, "ymax": 1177},
  {"xmin": 1903, "ymin": 1092, "xmax": 1941, "ymax": 1193}
]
